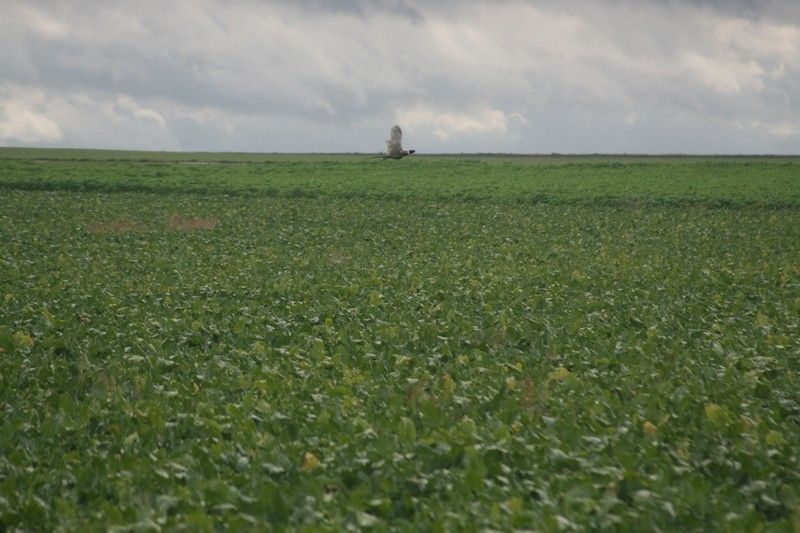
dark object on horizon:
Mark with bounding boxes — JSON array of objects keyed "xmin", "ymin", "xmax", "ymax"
[{"xmin": 384, "ymin": 125, "xmax": 415, "ymax": 159}]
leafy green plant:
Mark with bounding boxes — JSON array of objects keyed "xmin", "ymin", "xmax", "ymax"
[{"xmin": 1, "ymin": 154, "xmax": 799, "ymax": 529}]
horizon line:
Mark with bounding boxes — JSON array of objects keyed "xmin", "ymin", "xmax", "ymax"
[{"xmin": 1, "ymin": 146, "xmax": 799, "ymax": 158}]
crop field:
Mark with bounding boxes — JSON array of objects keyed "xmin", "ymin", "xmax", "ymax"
[{"xmin": 1, "ymin": 150, "xmax": 799, "ymax": 530}]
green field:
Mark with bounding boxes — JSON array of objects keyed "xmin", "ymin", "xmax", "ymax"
[{"xmin": 1, "ymin": 149, "xmax": 799, "ymax": 530}]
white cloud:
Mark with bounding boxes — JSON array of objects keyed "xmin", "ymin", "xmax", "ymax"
[
  {"xmin": 133, "ymin": 108, "xmax": 167, "ymax": 128},
  {"xmin": 0, "ymin": 86, "xmax": 63, "ymax": 143},
  {"xmin": 711, "ymin": 17, "xmax": 800, "ymax": 61},
  {"xmin": 171, "ymin": 106, "xmax": 236, "ymax": 137},
  {"xmin": 680, "ymin": 52, "xmax": 766, "ymax": 94},
  {"xmin": 396, "ymin": 105, "xmax": 512, "ymax": 141},
  {"xmin": 26, "ymin": 12, "xmax": 70, "ymax": 39},
  {"xmin": 114, "ymin": 96, "xmax": 167, "ymax": 128},
  {"xmin": 0, "ymin": 83, "xmax": 179, "ymax": 149},
  {"xmin": 0, "ymin": 100, "xmax": 63, "ymax": 144},
  {"xmin": 736, "ymin": 118, "xmax": 798, "ymax": 137}
]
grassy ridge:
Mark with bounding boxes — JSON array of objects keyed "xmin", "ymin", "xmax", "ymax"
[{"xmin": 1, "ymin": 154, "xmax": 799, "ymax": 529}]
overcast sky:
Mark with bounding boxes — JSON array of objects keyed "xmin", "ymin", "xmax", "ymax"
[{"xmin": 1, "ymin": 1, "xmax": 799, "ymax": 153}]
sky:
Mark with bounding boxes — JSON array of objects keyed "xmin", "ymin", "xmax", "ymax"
[{"xmin": 1, "ymin": 0, "xmax": 799, "ymax": 154}]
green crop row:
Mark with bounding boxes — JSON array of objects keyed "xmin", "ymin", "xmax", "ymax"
[
  {"xmin": 2, "ymin": 156, "xmax": 800, "ymax": 207},
  {"xmin": 1, "ymin": 157, "xmax": 799, "ymax": 530}
]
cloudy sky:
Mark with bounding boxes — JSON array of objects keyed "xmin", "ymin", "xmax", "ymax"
[{"xmin": 1, "ymin": 1, "xmax": 799, "ymax": 153}]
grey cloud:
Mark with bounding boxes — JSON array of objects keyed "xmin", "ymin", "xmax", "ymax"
[
  {"xmin": 281, "ymin": 0, "xmax": 424, "ymax": 21},
  {"xmin": 0, "ymin": 0, "xmax": 798, "ymax": 153}
]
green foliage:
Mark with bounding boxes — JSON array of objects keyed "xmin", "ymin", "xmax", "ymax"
[
  {"xmin": 1, "ymin": 154, "xmax": 799, "ymax": 529},
  {"xmin": 2, "ymin": 152, "xmax": 800, "ymax": 207},
  {"xmin": 704, "ymin": 403, "xmax": 731, "ymax": 430}
]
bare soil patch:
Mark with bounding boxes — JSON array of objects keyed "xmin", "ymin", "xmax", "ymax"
[
  {"xmin": 166, "ymin": 214, "xmax": 218, "ymax": 231},
  {"xmin": 87, "ymin": 218, "xmax": 146, "ymax": 234}
]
